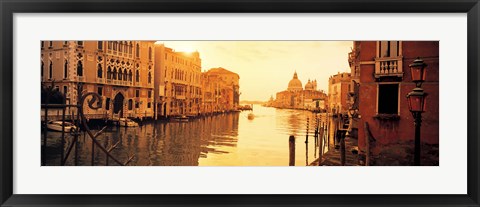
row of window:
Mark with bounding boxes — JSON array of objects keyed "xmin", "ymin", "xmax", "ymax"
[
  {"xmin": 99, "ymin": 65, "xmax": 152, "ymax": 83},
  {"xmin": 41, "ymin": 41, "xmax": 83, "ymax": 48},
  {"xmin": 104, "ymin": 41, "xmax": 152, "ymax": 61},
  {"xmin": 42, "ymin": 60, "xmax": 152, "ymax": 84},
  {"xmin": 96, "ymin": 87, "xmax": 152, "ymax": 98},
  {"xmin": 165, "ymin": 53, "xmax": 197, "ymax": 67},
  {"xmin": 171, "ymin": 68, "xmax": 201, "ymax": 84},
  {"xmin": 41, "ymin": 41, "xmax": 152, "ymax": 62},
  {"xmin": 103, "ymin": 98, "xmax": 152, "ymax": 110},
  {"xmin": 41, "ymin": 60, "xmax": 83, "ymax": 78}
]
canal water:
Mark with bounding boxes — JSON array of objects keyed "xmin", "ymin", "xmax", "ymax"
[{"xmin": 44, "ymin": 105, "xmax": 336, "ymax": 166}]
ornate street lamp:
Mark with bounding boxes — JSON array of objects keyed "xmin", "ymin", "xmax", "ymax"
[
  {"xmin": 409, "ymin": 57, "xmax": 428, "ymax": 87},
  {"xmin": 406, "ymin": 57, "xmax": 428, "ymax": 166}
]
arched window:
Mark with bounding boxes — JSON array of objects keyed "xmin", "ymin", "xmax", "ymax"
[
  {"xmin": 136, "ymin": 43, "xmax": 140, "ymax": 58},
  {"xmin": 148, "ymin": 72, "xmax": 152, "ymax": 83},
  {"xmin": 148, "ymin": 47, "xmax": 152, "ymax": 60},
  {"xmin": 129, "ymin": 70, "xmax": 133, "ymax": 82},
  {"xmin": 98, "ymin": 41, "xmax": 103, "ymax": 50},
  {"xmin": 118, "ymin": 69, "xmax": 123, "ymax": 80},
  {"xmin": 77, "ymin": 60, "xmax": 83, "ymax": 76},
  {"xmin": 64, "ymin": 61, "xmax": 68, "ymax": 79},
  {"xmin": 49, "ymin": 61, "xmax": 53, "ymax": 79},
  {"xmin": 97, "ymin": 64, "xmax": 103, "ymax": 78},
  {"xmin": 108, "ymin": 41, "xmax": 112, "ymax": 50},
  {"xmin": 112, "ymin": 68, "xmax": 117, "ymax": 80},
  {"xmin": 41, "ymin": 61, "xmax": 44, "ymax": 78},
  {"xmin": 107, "ymin": 66, "xmax": 112, "ymax": 79},
  {"xmin": 124, "ymin": 42, "xmax": 128, "ymax": 53},
  {"xmin": 129, "ymin": 42, "xmax": 132, "ymax": 54},
  {"xmin": 135, "ymin": 70, "xmax": 139, "ymax": 82},
  {"xmin": 113, "ymin": 41, "xmax": 117, "ymax": 51},
  {"xmin": 119, "ymin": 42, "xmax": 123, "ymax": 52},
  {"xmin": 123, "ymin": 69, "xmax": 127, "ymax": 81},
  {"xmin": 128, "ymin": 99, "xmax": 133, "ymax": 110}
]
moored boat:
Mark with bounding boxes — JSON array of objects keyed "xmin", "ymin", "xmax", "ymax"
[
  {"xmin": 118, "ymin": 118, "xmax": 139, "ymax": 127},
  {"xmin": 171, "ymin": 115, "xmax": 189, "ymax": 122},
  {"xmin": 46, "ymin": 120, "xmax": 77, "ymax": 132}
]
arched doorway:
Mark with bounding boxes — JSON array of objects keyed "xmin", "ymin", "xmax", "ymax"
[{"xmin": 113, "ymin": 93, "xmax": 125, "ymax": 117}]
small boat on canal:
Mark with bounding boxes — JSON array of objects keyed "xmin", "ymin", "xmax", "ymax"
[
  {"xmin": 46, "ymin": 120, "xmax": 77, "ymax": 132},
  {"xmin": 171, "ymin": 115, "xmax": 189, "ymax": 122},
  {"xmin": 118, "ymin": 118, "xmax": 139, "ymax": 127}
]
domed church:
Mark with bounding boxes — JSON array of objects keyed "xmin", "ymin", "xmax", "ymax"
[
  {"xmin": 287, "ymin": 72, "xmax": 303, "ymax": 92},
  {"xmin": 273, "ymin": 72, "xmax": 327, "ymax": 110}
]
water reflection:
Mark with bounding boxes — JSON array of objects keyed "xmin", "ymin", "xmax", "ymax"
[{"xmin": 45, "ymin": 105, "xmax": 336, "ymax": 166}]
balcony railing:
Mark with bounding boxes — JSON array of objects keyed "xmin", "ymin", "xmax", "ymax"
[
  {"xmin": 374, "ymin": 57, "xmax": 403, "ymax": 79},
  {"xmin": 77, "ymin": 76, "xmax": 85, "ymax": 82},
  {"xmin": 96, "ymin": 78, "xmax": 104, "ymax": 84}
]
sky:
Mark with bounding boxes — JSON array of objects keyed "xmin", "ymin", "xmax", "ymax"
[{"xmin": 157, "ymin": 41, "xmax": 353, "ymax": 101}]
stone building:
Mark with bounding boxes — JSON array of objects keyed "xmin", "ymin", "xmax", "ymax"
[
  {"xmin": 41, "ymin": 41, "xmax": 155, "ymax": 120},
  {"xmin": 154, "ymin": 44, "xmax": 202, "ymax": 118},
  {"xmin": 201, "ymin": 67, "xmax": 240, "ymax": 113},
  {"xmin": 351, "ymin": 41, "xmax": 439, "ymax": 165},
  {"xmin": 274, "ymin": 72, "xmax": 327, "ymax": 110},
  {"xmin": 328, "ymin": 72, "xmax": 352, "ymax": 114}
]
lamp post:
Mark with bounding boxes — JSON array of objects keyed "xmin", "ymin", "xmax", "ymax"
[{"xmin": 406, "ymin": 57, "xmax": 428, "ymax": 166}]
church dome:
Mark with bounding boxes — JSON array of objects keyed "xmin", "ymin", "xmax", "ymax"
[
  {"xmin": 288, "ymin": 72, "xmax": 303, "ymax": 92},
  {"xmin": 305, "ymin": 79, "xmax": 314, "ymax": 90}
]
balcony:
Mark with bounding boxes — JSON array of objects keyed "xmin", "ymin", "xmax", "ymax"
[{"xmin": 375, "ymin": 57, "xmax": 403, "ymax": 79}]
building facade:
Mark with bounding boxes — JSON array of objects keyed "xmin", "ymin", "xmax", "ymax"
[
  {"xmin": 201, "ymin": 67, "xmax": 240, "ymax": 113},
  {"xmin": 328, "ymin": 72, "xmax": 351, "ymax": 114},
  {"xmin": 41, "ymin": 41, "xmax": 155, "ymax": 120},
  {"xmin": 351, "ymin": 41, "xmax": 439, "ymax": 165},
  {"xmin": 154, "ymin": 44, "xmax": 202, "ymax": 118}
]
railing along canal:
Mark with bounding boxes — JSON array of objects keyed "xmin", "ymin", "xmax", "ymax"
[{"xmin": 41, "ymin": 82, "xmax": 134, "ymax": 166}]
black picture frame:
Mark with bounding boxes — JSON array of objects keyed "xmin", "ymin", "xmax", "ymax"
[{"xmin": 1, "ymin": 0, "xmax": 479, "ymax": 206}]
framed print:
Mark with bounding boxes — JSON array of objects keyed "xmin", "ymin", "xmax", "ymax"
[{"xmin": 1, "ymin": 0, "xmax": 479, "ymax": 206}]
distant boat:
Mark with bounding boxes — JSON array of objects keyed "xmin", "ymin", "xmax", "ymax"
[
  {"xmin": 247, "ymin": 113, "xmax": 255, "ymax": 120},
  {"xmin": 172, "ymin": 115, "xmax": 189, "ymax": 122},
  {"xmin": 46, "ymin": 120, "xmax": 77, "ymax": 132},
  {"xmin": 118, "ymin": 118, "xmax": 139, "ymax": 127}
]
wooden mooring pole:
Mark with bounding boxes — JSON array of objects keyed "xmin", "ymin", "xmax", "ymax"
[
  {"xmin": 305, "ymin": 117, "xmax": 309, "ymax": 143},
  {"xmin": 74, "ymin": 111, "xmax": 79, "ymax": 166},
  {"xmin": 289, "ymin": 135, "xmax": 295, "ymax": 166},
  {"xmin": 42, "ymin": 107, "xmax": 49, "ymax": 166},
  {"xmin": 60, "ymin": 106, "xmax": 66, "ymax": 165},
  {"xmin": 340, "ymin": 130, "xmax": 346, "ymax": 166},
  {"xmin": 318, "ymin": 122, "xmax": 324, "ymax": 166}
]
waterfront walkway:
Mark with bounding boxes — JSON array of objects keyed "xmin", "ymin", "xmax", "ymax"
[{"xmin": 309, "ymin": 137, "xmax": 359, "ymax": 166}]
